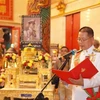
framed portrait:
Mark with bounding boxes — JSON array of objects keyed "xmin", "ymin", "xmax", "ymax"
[{"xmin": 21, "ymin": 15, "xmax": 42, "ymax": 49}]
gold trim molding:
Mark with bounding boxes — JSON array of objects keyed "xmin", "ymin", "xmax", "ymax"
[
  {"xmin": 51, "ymin": 3, "xmax": 100, "ymax": 19},
  {"xmin": 0, "ymin": 20, "xmax": 21, "ymax": 27}
]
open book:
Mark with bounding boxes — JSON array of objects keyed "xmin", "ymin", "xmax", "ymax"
[{"xmin": 52, "ymin": 58, "xmax": 98, "ymax": 84}]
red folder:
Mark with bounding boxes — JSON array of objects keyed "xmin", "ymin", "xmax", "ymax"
[{"xmin": 52, "ymin": 58, "xmax": 98, "ymax": 84}]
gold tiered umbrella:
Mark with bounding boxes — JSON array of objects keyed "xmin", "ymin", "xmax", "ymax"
[{"xmin": 6, "ymin": 47, "xmax": 17, "ymax": 54}]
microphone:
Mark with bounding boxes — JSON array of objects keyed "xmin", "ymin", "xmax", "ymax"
[{"xmin": 63, "ymin": 49, "xmax": 77, "ymax": 59}]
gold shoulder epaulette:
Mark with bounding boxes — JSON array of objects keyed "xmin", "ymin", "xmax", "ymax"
[
  {"xmin": 93, "ymin": 48, "xmax": 100, "ymax": 52},
  {"xmin": 77, "ymin": 49, "xmax": 83, "ymax": 53}
]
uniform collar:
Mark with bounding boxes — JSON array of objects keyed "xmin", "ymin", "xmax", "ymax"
[{"xmin": 83, "ymin": 45, "xmax": 95, "ymax": 55}]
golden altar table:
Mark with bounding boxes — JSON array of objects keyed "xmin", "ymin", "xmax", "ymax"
[
  {"xmin": 0, "ymin": 88, "xmax": 54, "ymax": 100},
  {"xmin": 0, "ymin": 45, "xmax": 54, "ymax": 100}
]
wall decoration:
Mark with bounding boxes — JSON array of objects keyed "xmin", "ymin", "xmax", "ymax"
[
  {"xmin": 27, "ymin": 0, "xmax": 49, "ymax": 15},
  {"xmin": 0, "ymin": 0, "xmax": 13, "ymax": 20}
]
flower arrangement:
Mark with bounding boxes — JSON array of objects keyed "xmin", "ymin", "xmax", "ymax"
[
  {"xmin": 22, "ymin": 60, "xmax": 34, "ymax": 69},
  {"xmin": 38, "ymin": 53, "xmax": 51, "ymax": 68},
  {"xmin": 38, "ymin": 53, "xmax": 51, "ymax": 62},
  {"xmin": 5, "ymin": 53, "xmax": 17, "ymax": 62}
]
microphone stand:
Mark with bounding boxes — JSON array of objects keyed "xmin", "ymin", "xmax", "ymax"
[{"xmin": 34, "ymin": 56, "xmax": 70, "ymax": 100}]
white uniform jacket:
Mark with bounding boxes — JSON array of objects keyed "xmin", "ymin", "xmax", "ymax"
[{"xmin": 70, "ymin": 45, "xmax": 100, "ymax": 100}]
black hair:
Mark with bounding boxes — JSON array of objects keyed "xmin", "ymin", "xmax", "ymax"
[
  {"xmin": 79, "ymin": 26, "xmax": 94, "ymax": 37},
  {"xmin": 60, "ymin": 46, "xmax": 69, "ymax": 52}
]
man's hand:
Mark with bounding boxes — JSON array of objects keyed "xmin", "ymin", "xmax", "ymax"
[{"xmin": 68, "ymin": 74, "xmax": 84, "ymax": 86}]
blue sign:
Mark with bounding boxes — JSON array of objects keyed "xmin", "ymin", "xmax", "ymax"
[{"xmin": 21, "ymin": 94, "xmax": 32, "ymax": 97}]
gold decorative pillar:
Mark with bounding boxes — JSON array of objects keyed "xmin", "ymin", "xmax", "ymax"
[{"xmin": 5, "ymin": 67, "xmax": 18, "ymax": 88}]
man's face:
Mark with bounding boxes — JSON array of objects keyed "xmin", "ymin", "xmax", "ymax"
[
  {"xmin": 77, "ymin": 32, "xmax": 94, "ymax": 50},
  {"xmin": 94, "ymin": 40, "xmax": 100, "ymax": 49},
  {"xmin": 60, "ymin": 48, "xmax": 68, "ymax": 56}
]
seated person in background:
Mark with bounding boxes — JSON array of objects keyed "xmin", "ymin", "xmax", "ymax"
[{"xmin": 94, "ymin": 39, "xmax": 100, "ymax": 49}]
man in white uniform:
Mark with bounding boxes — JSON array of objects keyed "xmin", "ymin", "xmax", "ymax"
[{"xmin": 67, "ymin": 26, "xmax": 100, "ymax": 100}]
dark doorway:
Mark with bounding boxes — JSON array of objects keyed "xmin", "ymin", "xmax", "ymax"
[{"xmin": 1, "ymin": 27, "xmax": 12, "ymax": 51}]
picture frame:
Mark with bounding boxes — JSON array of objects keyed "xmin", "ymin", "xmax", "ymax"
[
  {"xmin": 50, "ymin": 44, "xmax": 59, "ymax": 66},
  {"xmin": 21, "ymin": 15, "xmax": 42, "ymax": 49},
  {"xmin": 50, "ymin": 43, "xmax": 59, "ymax": 57}
]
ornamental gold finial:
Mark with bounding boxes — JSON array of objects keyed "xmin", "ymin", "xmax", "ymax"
[{"xmin": 57, "ymin": 0, "xmax": 66, "ymax": 14}]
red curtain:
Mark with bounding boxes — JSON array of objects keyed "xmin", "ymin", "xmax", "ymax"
[{"xmin": 65, "ymin": 12, "xmax": 80, "ymax": 50}]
